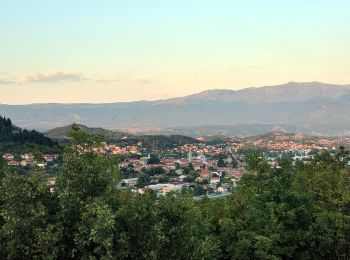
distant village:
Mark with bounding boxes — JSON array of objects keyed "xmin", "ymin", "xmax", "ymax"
[
  {"xmin": 3, "ymin": 132, "xmax": 349, "ymax": 198},
  {"xmin": 90, "ymin": 135, "xmax": 348, "ymax": 197},
  {"xmin": 2, "ymin": 152, "xmax": 60, "ymax": 167}
]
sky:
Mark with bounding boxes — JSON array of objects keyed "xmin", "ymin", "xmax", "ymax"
[{"xmin": 1, "ymin": 0, "xmax": 350, "ymax": 104}]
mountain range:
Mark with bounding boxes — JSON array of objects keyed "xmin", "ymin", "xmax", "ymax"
[{"xmin": 2, "ymin": 82, "xmax": 350, "ymax": 136}]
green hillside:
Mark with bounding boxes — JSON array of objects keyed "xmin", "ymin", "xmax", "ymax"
[
  {"xmin": 45, "ymin": 123, "xmax": 132, "ymax": 142},
  {"xmin": 0, "ymin": 115, "xmax": 59, "ymax": 153},
  {"xmin": 46, "ymin": 124, "xmax": 201, "ymax": 148}
]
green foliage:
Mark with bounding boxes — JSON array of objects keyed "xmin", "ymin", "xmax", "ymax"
[
  {"xmin": 147, "ymin": 154, "xmax": 160, "ymax": 164},
  {"xmin": 295, "ymin": 153, "xmax": 350, "ymax": 259},
  {"xmin": 244, "ymin": 150, "xmax": 270, "ymax": 173},
  {"xmin": 0, "ymin": 115, "xmax": 57, "ymax": 147},
  {"xmin": 157, "ymin": 194, "xmax": 220, "ymax": 259},
  {"xmin": 114, "ymin": 191, "xmax": 162, "ymax": 259},
  {"xmin": 33, "ymin": 151, "xmax": 44, "ymax": 162},
  {"xmin": 193, "ymin": 184, "xmax": 206, "ymax": 196},
  {"xmin": 136, "ymin": 174, "xmax": 151, "ymax": 188},
  {"xmin": 54, "ymin": 127, "xmax": 120, "ymax": 257},
  {"xmin": 74, "ymin": 199, "xmax": 116, "ymax": 259},
  {"xmin": 0, "ymin": 173, "xmax": 60, "ymax": 259},
  {"xmin": 0, "ymin": 156, "xmax": 6, "ymax": 179},
  {"xmin": 217, "ymin": 153, "xmax": 226, "ymax": 167},
  {"xmin": 220, "ymin": 152, "xmax": 313, "ymax": 259},
  {"xmin": 217, "ymin": 158, "xmax": 225, "ymax": 167}
]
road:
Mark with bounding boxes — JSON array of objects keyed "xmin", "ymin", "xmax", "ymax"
[{"xmin": 193, "ymin": 192, "xmax": 231, "ymax": 200}]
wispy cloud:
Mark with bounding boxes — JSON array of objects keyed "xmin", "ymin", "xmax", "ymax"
[
  {"xmin": 0, "ymin": 71, "xmax": 150, "ymax": 86},
  {"xmin": 17, "ymin": 71, "xmax": 83, "ymax": 84},
  {"xmin": 0, "ymin": 79, "xmax": 15, "ymax": 85}
]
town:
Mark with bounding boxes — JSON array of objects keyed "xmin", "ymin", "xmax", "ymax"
[{"xmin": 4, "ymin": 131, "xmax": 348, "ymax": 198}]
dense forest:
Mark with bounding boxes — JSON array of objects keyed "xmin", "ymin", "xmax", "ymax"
[
  {"xmin": 0, "ymin": 116, "xmax": 57, "ymax": 147},
  {"xmin": 1, "ymin": 128, "xmax": 350, "ymax": 259}
]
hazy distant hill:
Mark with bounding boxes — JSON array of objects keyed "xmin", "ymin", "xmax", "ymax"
[
  {"xmin": 167, "ymin": 81, "xmax": 350, "ymax": 104},
  {"xmin": 130, "ymin": 124, "xmax": 311, "ymax": 137},
  {"xmin": 136, "ymin": 135, "xmax": 200, "ymax": 149},
  {"xmin": 46, "ymin": 124, "xmax": 200, "ymax": 148},
  {"xmin": 239, "ymin": 130, "xmax": 350, "ymax": 150},
  {"xmin": 2, "ymin": 82, "xmax": 350, "ymax": 135},
  {"xmin": 45, "ymin": 124, "xmax": 131, "ymax": 142},
  {"xmin": 132, "ymin": 122, "xmax": 350, "ymax": 137}
]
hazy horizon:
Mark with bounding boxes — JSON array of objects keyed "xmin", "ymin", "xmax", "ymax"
[{"xmin": 0, "ymin": 80, "xmax": 348, "ymax": 105}]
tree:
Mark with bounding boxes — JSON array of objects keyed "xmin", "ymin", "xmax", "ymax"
[
  {"xmin": 219, "ymin": 152, "xmax": 313, "ymax": 259},
  {"xmin": 157, "ymin": 194, "xmax": 220, "ymax": 259},
  {"xmin": 295, "ymin": 153, "xmax": 350, "ymax": 259},
  {"xmin": 147, "ymin": 154, "xmax": 160, "ymax": 164},
  {"xmin": 0, "ymin": 115, "xmax": 57, "ymax": 147},
  {"xmin": 114, "ymin": 191, "xmax": 163, "ymax": 259},
  {"xmin": 55, "ymin": 126, "xmax": 120, "ymax": 257},
  {"xmin": 0, "ymin": 156, "xmax": 8, "ymax": 258},
  {"xmin": 188, "ymin": 162, "xmax": 194, "ymax": 170},
  {"xmin": 158, "ymin": 175, "xmax": 170, "ymax": 183},
  {"xmin": 74, "ymin": 199, "xmax": 116, "ymax": 259},
  {"xmin": 232, "ymin": 159, "xmax": 239, "ymax": 168},
  {"xmin": 193, "ymin": 185, "xmax": 206, "ymax": 196},
  {"xmin": 0, "ymin": 173, "xmax": 60, "ymax": 259},
  {"xmin": 33, "ymin": 151, "xmax": 44, "ymax": 163},
  {"xmin": 150, "ymin": 166, "xmax": 165, "ymax": 175},
  {"xmin": 0, "ymin": 156, "xmax": 6, "ymax": 180},
  {"xmin": 217, "ymin": 158, "xmax": 225, "ymax": 167},
  {"xmin": 136, "ymin": 174, "xmax": 150, "ymax": 188}
]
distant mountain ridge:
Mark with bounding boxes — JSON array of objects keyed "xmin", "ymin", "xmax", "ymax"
[
  {"xmin": 2, "ymin": 82, "xmax": 350, "ymax": 136},
  {"xmin": 160, "ymin": 82, "xmax": 350, "ymax": 104}
]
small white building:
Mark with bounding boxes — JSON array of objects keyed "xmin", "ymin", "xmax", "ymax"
[
  {"xmin": 210, "ymin": 177, "xmax": 220, "ymax": 184},
  {"xmin": 122, "ymin": 178, "xmax": 138, "ymax": 187},
  {"xmin": 22, "ymin": 153, "xmax": 34, "ymax": 160},
  {"xmin": 3, "ymin": 153, "xmax": 14, "ymax": 160},
  {"xmin": 7, "ymin": 160, "xmax": 19, "ymax": 166},
  {"xmin": 20, "ymin": 159, "xmax": 33, "ymax": 167}
]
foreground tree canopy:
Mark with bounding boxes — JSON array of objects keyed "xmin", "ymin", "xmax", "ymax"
[{"xmin": 1, "ymin": 128, "xmax": 350, "ymax": 259}]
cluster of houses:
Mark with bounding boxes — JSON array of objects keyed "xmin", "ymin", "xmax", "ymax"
[
  {"xmin": 2, "ymin": 152, "xmax": 59, "ymax": 167},
  {"xmin": 92, "ymin": 143, "xmax": 143, "ymax": 155},
  {"xmin": 133, "ymin": 183, "xmax": 189, "ymax": 197},
  {"xmin": 264, "ymin": 142, "xmax": 335, "ymax": 151},
  {"xmin": 171, "ymin": 143, "xmax": 243, "ymax": 157},
  {"xmin": 118, "ymin": 150, "xmax": 244, "ymax": 197},
  {"xmin": 117, "ymin": 140, "xmax": 349, "ymax": 197},
  {"xmin": 245, "ymin": 133, "xmax": 339, "ymax": 152}
]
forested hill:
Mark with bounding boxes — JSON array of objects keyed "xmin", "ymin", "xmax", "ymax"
[
  {"xmin": 45, "ymin": 123, "xmax": 132, "ymax": 142},
  {"xmin": 46, "ymin": 123, "xmax": 200, "ymax": 148},
  {"xmin": 0, "ymin": 116, "xmax": 57, "ymax": 147}
]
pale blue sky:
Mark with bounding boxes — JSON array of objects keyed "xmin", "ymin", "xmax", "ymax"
[{"xmin": 1, "ymin": 0, "xmax": 350, "ymax": 104}]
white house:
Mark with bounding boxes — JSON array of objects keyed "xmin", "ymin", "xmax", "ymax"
[{"xmin": 2, "ymin": 153, "xmax": 14, "ymax": 160}]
